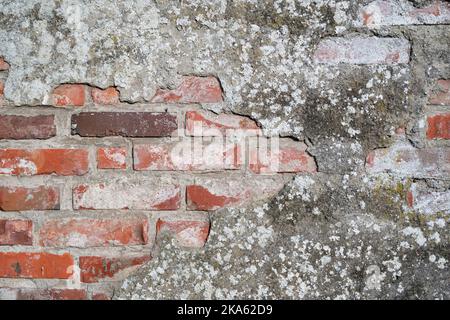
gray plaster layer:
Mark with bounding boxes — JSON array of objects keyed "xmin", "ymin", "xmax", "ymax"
[{"xmin": 116, "ymin": 174, "xmax": 449, "ymax": 299}]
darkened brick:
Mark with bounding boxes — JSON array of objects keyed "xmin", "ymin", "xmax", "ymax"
[
  {"xmin": 71, "ymin": 112, "xmax": 178, "ymax": 137},
  {"xmin": 0, "ymin": 115, "xmax": 56, "ymax": 140}
]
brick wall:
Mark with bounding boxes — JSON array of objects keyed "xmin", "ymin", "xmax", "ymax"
[
  {"xmin": 1, "ymin": 0, "xmax": 449, "ymax": 300},
  {"xmin": 0, "ymin": 72, "xmax": 316, "ymax": 299}
]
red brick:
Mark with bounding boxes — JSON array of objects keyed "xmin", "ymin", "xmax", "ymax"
[
  {"xmin": 0, "ymin": 58, "xmax": 9, "ymax": 71},
  {"xmin": 73, "ymin": 180, "xmax": 181, "ymax": 210},
  {"xmin": 427, "ymin": 113, "xmax": 450, "ymax": 140},
  {"xmin": 92, "ymin": 292, "xmax": 111, "ymax": 300},
  {"xmin": 51, "ymin": 84, "xmax": 85, "ymax": 107},
  {"xmin": 249, "ymin": 138, "xmax": 317, "ymax": 173},
  {"xmin": 366, "ymin": 142, "xmax": 450, "ymax": 178},
  {"xmin": 0, "ymin": 149, "xmax": 89, "ymax": 176},
  {"xmin": 428, "ymin": 80, "xmax": 450, "ymax": 105},
  {"xmin": 0, "ymin": 252, "xmax": 74, "ymax": 279},
  {"xmin": 17, "ymin": 288, "xmax": 87, "ymax": 300},
  {"xmin": 0, "ymin": 220, "xmax": 32, "ymax": 245},
  {"xmin": 185, "ymin": 110, "xmax": 261, "ymax": 136},
  {"xmin": 151, "ymin": 76, "xmax": 223, "ymax": 103},
  {"xmin": 0, "ymin": 186, "xmax": 59, "ymax": 211},
  {"xmin": 97, "ymin": 147, "xmax": 127, "ymax": 169},
  {"xmin": 39, "ymin": 218, "xmax": 148, "ymax": 247},
  {"xmin": 71, "ymin": 112, "xmax": 178, "ymax": 137},
  {"xmin": 314, "ymin": 37, "xmax": 410, "ymax": 65},
  {"xmin": 156, "ymin": 218, "xmax": 210, "ymax": 248},
  {"xmin": 79, "ymin": 255, "xmax": 151, "ymax": 283},
  {"xmin": 91, "ymin": 87, "xmax": 120, "ymax": 105},
  {"xmin": 0, "ymin": 115, "xmax": 56, "ymax": 140},
  {"xmin": 134, "ymin": 139, "xmax": 240, "ymax": 171},
  {"xmin": 360, "ymin": 1, "xmax": 450, "ymax": 28},
  {"xmin": 186, "ymin": 176, "xmax": 286, "ymax": 211}
]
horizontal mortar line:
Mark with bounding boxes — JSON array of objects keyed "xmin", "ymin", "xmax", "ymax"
[
  {"xmin": 0, "ymin": 278, "xmax": 73, "ymax": 288},
  {"xmin": 0, "ymin": 170, "xmax": 296, "ymax": 182},
  {"xmin": 0, "ymin": 210, "xmax": 209, "ymax": 218},
  {"xmin": 0, "ymin": 101, "xmax": 206, "ymax": 110},
  {"xmin": 0, "ymin": 245, "xmax": 154, "ymax": 255}
]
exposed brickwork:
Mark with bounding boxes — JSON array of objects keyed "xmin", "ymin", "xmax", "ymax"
[
  {"xmin": 249, "ymin": 138, "xmax": 317, "ymax": 174},
  {"xmin": 0, "ymin": 115, "xmax": 56, "ymax": 140},
  {"xmin": 51, "ymin": 84, "xmax": 85, "ymax": 107},
  {"xmin": 185, "ymin": 110, "xmax": 261, "ymax": 136},
  {"xmin": 0, "ymin": 69, "xmax": 315, "ymax": 297},
  {"xmin": 0, "ymin": 186, "xmax": 60, "ymax": 211},
  {"xmin": 79, "ymin": 255, "xmax": 151, "ymax": 283},
  {"xmin": 427, "ymin": 113, "xmax": 450, "ymax": 140},
  {"xmin": 97, "ymin": 147, "xmax": 127, "ymax": 169},
  {"xmin": 39, "ymin": 218, "xmax": 148, "ymax": 247},
  {"xmin": 134, "ymin": 139, "xmax": 241, "ymax": 171},
  {"xmin": 1, "ymin": 2, "xmax": 448, "ymax": 299},
  {"xmin": 73, "ymin": 181, "xmax": 181, "ymax": 210},
  {"xmin": 71, "ymin": 112, "xmax": 178, "ymax": 137},
  {"xmin": 0, "ymin": 252, "xmax": 73, "ymax": 279},
  {"xmin": 2, "ymin": 0, "xmax": 450, "ymax": 301},
  {"xmin": 186, "ymin": 176, "xmax": 286, "ymax": 211},
  {"xmin": 91, "ymin": 87, "xmax": 120, "ymax": 105},
  {"xmin": 0, "ymin": 149, "xmax": 89, "ymax": 176},
  {"xmin": 156, "ymin": 218, "xmax": 210, "ymax": 248},
  {"xmin": 0, "ymin": 220, "xmax": 33, "ymax": 245},
  {"xmin": 151, "ymin": 76, "xmax": 223, "ymax": 103}
]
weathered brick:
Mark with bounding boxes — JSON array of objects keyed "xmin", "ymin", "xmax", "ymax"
[
  {"xmin": 0, "ymin": 186, "xmax": 59, "ymax": 211},
  {"xmin": 249, "ymin": 138, "xmax": 317, "ymax": 174},
  {"xmin": 407, "ymin": 183, "xmax": 450, "ymax": 215},
  {"xmin": 91, "ymin": 87, "xmax": 120, "ymax": 105},
  {"xmin": 134, "ymin": 139, "xmax": 240, "ymax": 171},
  {"xmin": 428, "ymin": 80, "xmax": 450, "ymax": 105},
  {"xmin": 0, "ymin": 220, "xmax": 32, "ymax": 245},
  {"xmin": 314, "ymin": 36, "xmax": 410, "ymax": 65},
  {"xmin": 185, "ymin": 110, "xmax": 261, "ymax": 136},
  {"xmin": 73, "ymin": 179, "xmax": 181, "ymax": 210},
  {"xmin": 17, "ymin": 288, "xmax": 87, "ymax": 300},
  {"xmin": 51, "ymin": 84, "xmax": 85, "ymax": 107},
  {"xmin": 0, "ymin": 149, "xmax": 89, "ymax": 176},
  {"xmin": 427, "ymin": 113, "xmax": 450, "ymax": 140},
  {"xmin": 79, "ymin": 255, "xmax": 151, "ymax": 283},
  {"xmin": 0, "ymin": 115, "xmax": 56, "ymax": 140},
  {"xmin": 39, "ymin": 218, "xmax": 148, "ymax": 247},
  {"xmin": 156, "ymin": 218, "xmax": 210, "ymax": 248},
  {"xmin": 0, "ymin": 252, "xmax": 73, "ymax": 279},
  {"xmin": 359, "ymin": 0, "xmax": 450, "ymax": 28},
  {"xmin": 71, "ymin": 112, "xmax": 178, "ymax": 137},
  {"xmin": 92, "ymin": 292, "xmax": 111, "ymax": 300},
  {"xmin": 366, "ymin": 142, "xmax": 450, "ymax": 178},
  {"xmin": 151, "ymin": 76, "xmax": 223, "ymax": 103},
  {"xmin": 0, "ymin": 58, "xmax": 9, "ymax": 71},
  {"xmin": 187, "ymin": 176, "xmax": 286, "ymax": 211},
  {"xmin": 97, "ymin": 147, "xmax": 127, "ymax": 169}
]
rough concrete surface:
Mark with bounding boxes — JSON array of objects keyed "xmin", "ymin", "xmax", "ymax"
[{"xmin": 0, "ymin": 0, "xmax": 449, "ymax": 299}]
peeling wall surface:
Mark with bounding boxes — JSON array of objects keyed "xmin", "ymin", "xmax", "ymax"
[{"xmin": 0, "ymin": 0, "xmax": 449, "ymax": 300}]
